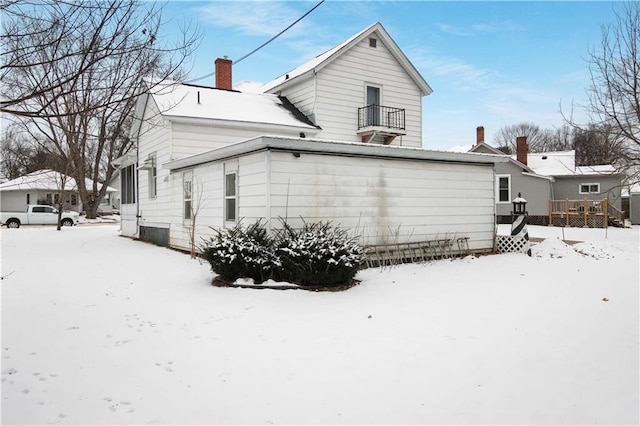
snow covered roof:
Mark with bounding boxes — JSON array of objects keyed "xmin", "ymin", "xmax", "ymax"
[
  {"xmin": 0, "ymin": 169, "xmax": 117, "ymax": 193},
  {"xmin": 146, "ymin": 81, "xmax": 319, "ymax": 131},
  {"xmin": 525, "ymin": 151, "xmax": 618, "ymax": 177},
  {"xmin": 164, "ymin": 135, "xmax": 508, "ymax": 171},
  {"xmin": 259, "ymin": 22, "xmax": 433, "ymax": 96}
]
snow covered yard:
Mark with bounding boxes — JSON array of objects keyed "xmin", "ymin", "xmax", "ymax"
[{"xmin": 1, "ymin": 223, "xmax": 638, "ymax": 425}]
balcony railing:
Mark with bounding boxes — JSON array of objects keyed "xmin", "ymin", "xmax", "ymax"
[{"xmin": 357, "ymin": 104, "xmax": 405, "ymax": 131}]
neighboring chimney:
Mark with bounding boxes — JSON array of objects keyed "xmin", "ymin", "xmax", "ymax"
[
  {"xmin": 516, "ymin": 136, "xmax": 528, "ymax": 165},
  {"xmin": 476, "ymin": 126, "xmax": 485, "ymax": 145},
  {"xmin": 215, "ymin": 57, "xmax": 232, "ymax": 90}
]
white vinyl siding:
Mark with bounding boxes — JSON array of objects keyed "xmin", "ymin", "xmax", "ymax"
[
  {"xmin": 152, "ymin": 147, "xmax": 495, "ymax": 253},
  {"xmin": 268, "ymin": 151, "xmax": 495, "ymax": 249},
  {"xmin": 166, "ymin": 154, "xmax": 267, "ymax": 251},
  {"xmin": 274, "ymin": 37, "xmax": 423, "ymax": 147},
  {"xmin": 272, "ymin": 77, "xmax": 316, "ymax": 123}
]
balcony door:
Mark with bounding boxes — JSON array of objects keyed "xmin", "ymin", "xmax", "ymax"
[{"xmin": 366, "ymin": 85, "xmax": 380, "ymax": 126}]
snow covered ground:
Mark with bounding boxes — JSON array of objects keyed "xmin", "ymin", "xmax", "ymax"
[{"xmin": 1, "ymin": 223, "xmax": 638, "ymax": 425}]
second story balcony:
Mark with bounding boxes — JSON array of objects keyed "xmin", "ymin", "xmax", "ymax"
[{"xmin": 357, "ymin": 104, "xmax": 406, "ymax": 144}]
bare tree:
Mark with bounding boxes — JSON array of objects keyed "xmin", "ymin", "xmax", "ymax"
[
  {"xmin": 0, "ymin": 123, "xmax": 63, "ymax": 179},
  {"xmin": 2, "ymin": 0, "xmax": 200, "ymax": 218},
  {"xmin": 585, "ymin": 1, "xmax": 640, "ymax": 180},
  {"xmin": 493, "ymin": 122, "xmax": 557, "ymax": 153},
  {"xmin": 574, "ymin": 123, "xmax": 628, "ymax": 166},
  {"xmin": 185, "ymin": 177, "xmax": 207, "ymax": 259}
]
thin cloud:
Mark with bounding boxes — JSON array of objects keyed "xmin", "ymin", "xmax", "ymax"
[
  {"xmin": 410, "ymin": 49, "xmax": 493, "ymax": 90},
  {"xmin": 437, "ymin": 23, "xmax": 470, "ymax": 37},
  {"xmin": 439, "ymin": 20, "xmax": 523, "ymax": 37},
  {"xmin": 195, "ymin": 1, "xmax": 311, "ymax": 38}
]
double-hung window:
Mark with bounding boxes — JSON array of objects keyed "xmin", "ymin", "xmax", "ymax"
[
  {"xmin": 496, "ymin": 174, "xmax": 511, "ymax": 203},
  {"xmin": 225, "ymin": 172, "xmax": 237, "ymax": 222}
]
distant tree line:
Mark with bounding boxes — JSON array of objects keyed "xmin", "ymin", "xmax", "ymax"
[{"xmin": 492, "ymin": 122, "xmax": 628, "ymax": 167}]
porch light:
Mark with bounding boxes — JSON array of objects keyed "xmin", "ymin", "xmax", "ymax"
[{"xmin": 512, "ymin": 193, "xmax": 527, "ymax": 215}]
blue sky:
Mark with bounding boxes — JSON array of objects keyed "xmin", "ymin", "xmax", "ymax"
[{"xmin": 163, "ymin": 1, "xmax": 624, "ymax": 151}]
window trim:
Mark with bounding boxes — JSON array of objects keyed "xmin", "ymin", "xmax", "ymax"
[
  {"xmin": 496, "ymin": 174, "xmax": 511, "ymax": 204},
  {"xmin": 579, "ymin": 182, "xmax": 600, "ymax": 195},
  {"xmin": 224, "ymin": 171, "xmax": 237, "ymax": 223}
]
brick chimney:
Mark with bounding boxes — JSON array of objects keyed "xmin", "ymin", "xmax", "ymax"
[
  {"xmin": 476, "ymin": 126, "xmax": 485, "ymax": 145},
  {"xmin": 516, "ymin": 136, "xmax": 528, "ymax": 165},
  {"xmin": 215, "ymin": 57, "xmax": 232, "ymax": 90}
]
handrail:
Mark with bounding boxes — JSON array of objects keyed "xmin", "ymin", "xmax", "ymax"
[
  {"xmin": 607, "ymin": 202, "xmax": 624, "ymax": 223},
  {"xmin": 357, "ymin": 104, "xmax": 405, "ymax": 130}
]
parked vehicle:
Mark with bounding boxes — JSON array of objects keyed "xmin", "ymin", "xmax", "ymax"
[{"xmin": 1, "ymin": 205, "xmax": 80, "ymax": 228}]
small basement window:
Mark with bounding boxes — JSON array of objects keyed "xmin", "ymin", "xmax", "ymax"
[{"xmin": 369, "ymin": 38, "xmax": 377, "ymax": 48}]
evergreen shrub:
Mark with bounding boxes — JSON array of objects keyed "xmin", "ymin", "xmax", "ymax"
[
  {"xmin": 200, "ymin": 220, "xmax": 277, "ymax": 283},
  {"xmin": 274, "ymin": 220, "xmax": 365, "ymax": 288}
]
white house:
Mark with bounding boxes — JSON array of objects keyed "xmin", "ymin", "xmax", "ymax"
[
  {"xmin": 0, "ymin": 169, "xmax": 117, "ymax": 214},
  {"xmin": 116, "ymin": 23, "xmax": 506, "ymax": 253}
]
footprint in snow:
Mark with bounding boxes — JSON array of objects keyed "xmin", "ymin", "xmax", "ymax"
[{"xmin": 155, "ymin": 361, "xmax": 174, "ymax": 372}]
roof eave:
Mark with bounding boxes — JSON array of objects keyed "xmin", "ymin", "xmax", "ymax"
[
  {"xmin": 163, "ymin": 115, "xmax": 320, "ymax": 133},
  {"xmin": 164, "ymin": 136, "xmax": 507, "ymax": 171}
]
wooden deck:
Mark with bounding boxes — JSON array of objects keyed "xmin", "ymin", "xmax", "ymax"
[{"xmin": 548, "ymin": 199, "xmax": 624, "ymax": 228}]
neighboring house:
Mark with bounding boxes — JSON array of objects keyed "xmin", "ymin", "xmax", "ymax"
[
  {"xmin": 469, "ymin": 127, "xmax": 624, "ymax": 226},
  {"xmin": 0, "ymin": 169, "xmax": 117, "ymax": 214},
  {"xmin": 115, "ymin": 23, "xmax": 506, "ymax": 253},
  {"xmin": 469, "ymin": 127, "xmax": 553, "ymax": 224}
]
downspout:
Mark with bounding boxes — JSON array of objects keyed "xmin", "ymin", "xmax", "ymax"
[
  {"xmin": 265, "ymin": 150, "xmax": 272, "ymax": 234},
  {"xmin": 313, "ymin": 70, "xmax": 318, "ymax": 126}
]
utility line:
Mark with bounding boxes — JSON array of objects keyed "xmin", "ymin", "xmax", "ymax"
[{"xmin": 185, "ymin": 0, "xmax": 325, "ymax": 84}]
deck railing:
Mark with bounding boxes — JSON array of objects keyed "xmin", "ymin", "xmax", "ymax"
[
  {"xmin": 548, "ymin": 199, "xmax": 608, "ymax": 228},
  {"xmin": 607, "ymin": 203, "xmax": 625, "ymax": 225},
  {"xmin": 357, "ymin": 104, "xmax": 405, "ymax": 130}
]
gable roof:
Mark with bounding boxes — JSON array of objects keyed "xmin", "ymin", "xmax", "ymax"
[
  {"xmin": 0, "ymin": 169, "xmax": 117, "ymax": 192},
  {"xmin": 260, "ymin": 22, "xmax": 433, "ymax": 96},
  {"xmin": 469, "ymin": 142, "xmax": 540, "ymax": 175},
  {"xmin": 143, "ymin": 81, "xmax": 320, "ymax": 131}
]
